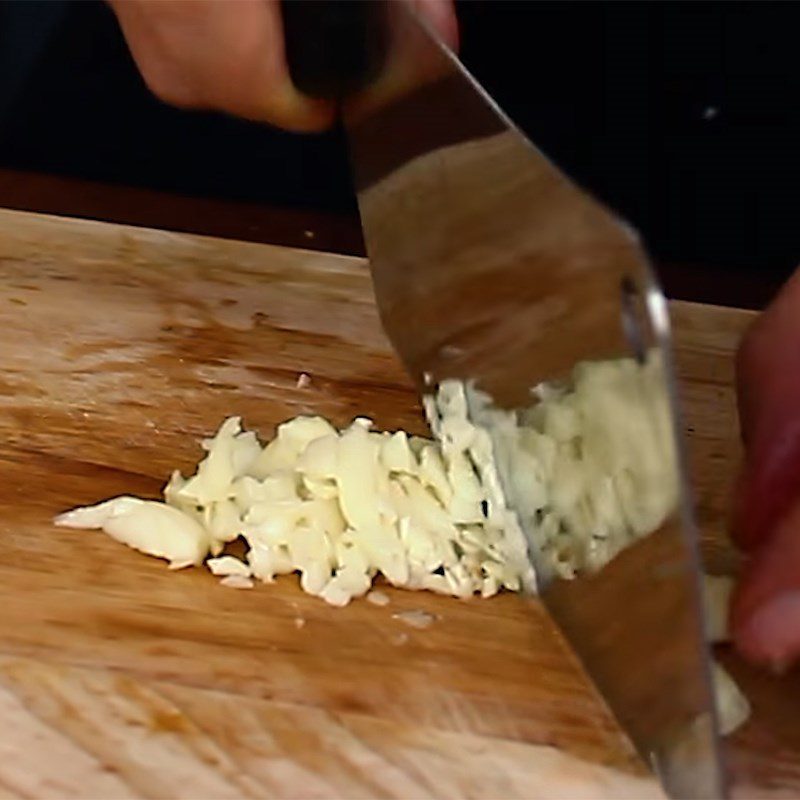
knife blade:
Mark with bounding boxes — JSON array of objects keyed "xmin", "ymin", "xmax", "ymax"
[{"xmin": 283, "ymin": 3, "xmax": 726, "ymax": 796}]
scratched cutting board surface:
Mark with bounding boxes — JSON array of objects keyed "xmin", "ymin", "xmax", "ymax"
[{"xmin": 0, "ymin": 208, "xmax": 797, "ymax": 799}]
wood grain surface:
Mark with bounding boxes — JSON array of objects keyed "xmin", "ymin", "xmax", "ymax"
[{"xmin": 0, "ymin": 208, "xmax": 796, "ymax": 798}]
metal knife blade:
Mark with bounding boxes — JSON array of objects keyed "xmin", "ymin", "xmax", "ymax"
[
  {"xmin": 282, "ymin": 3, "xmax": 726, "ymax": 796},
  {"xmin": 339, "ymin": 6, "xmax": 726, "ymax": 798}
]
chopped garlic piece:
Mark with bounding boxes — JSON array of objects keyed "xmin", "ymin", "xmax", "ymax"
[
  {"xmin": 247, "ymin": 542, "xmax": 293, "ymax": 582},
  {"xmin": 179, "ymin": 417, "xmax": 258, "ymax": 506},
  {"xmin": 711, "ymin": 661, "xmax": 751, "ymax": 735},
  {"xmin": 220, "ymin": 575, "xmax": 255, "ymax": 590},
  {"xmin": 207, "ymin": 555, "xmax": 251, "ymax": 578},
  {"xmin": 297, "ymin": 433, "xmax": 338, "ymax": 481},
  {"xmin": 251, "ymin": 416, "xmax": 336, "ymax": 478},
  {"xmin": 419, "ymin": 445, "xmax": 452, "ymax": 506},
  {"xmin": 366, "ymin": 589, "xmax": 391, "ymax": 607},
  {"xmin": 55, "ymin": 496, "xmax": 209, "ymax": 569},
  {"xmin": 380, "ymin": 431, "xmax": 416, "ymax": 475},
  {"xmin": 393, "ymin": 609, "xmax": 437, "ymax": 629},
  {"xmin": 55, "ymin": 495, "xmax": 145, "ymax": 528},
  {"xmin": 336, "ymin": 422, "xmax": 381, "ymax": 531}
]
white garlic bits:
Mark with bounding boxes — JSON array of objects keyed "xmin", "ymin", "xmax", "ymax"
[
  {"xmin": 55, "ymin": 496, "xmax": 210, "ymax": 569},
  {"xmin": 56, "ymin": 401, "xmax": 533, "ymax": 605}
]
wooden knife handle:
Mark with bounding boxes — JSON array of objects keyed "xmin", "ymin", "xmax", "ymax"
[{"xmin": 280, "ymin": 0, "xmax": 387, "ymax": 100}]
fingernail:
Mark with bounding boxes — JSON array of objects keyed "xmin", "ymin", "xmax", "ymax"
[{"xmin": 736, "ymin": 591, "xmax": 800, "ymax": 669}]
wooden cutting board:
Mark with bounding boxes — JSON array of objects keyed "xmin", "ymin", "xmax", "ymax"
[{"xmin": 0, "ymin": 208, "xmax": 797, "ymax": 799}]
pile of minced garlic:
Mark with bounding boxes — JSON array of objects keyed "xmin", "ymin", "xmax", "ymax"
[
  {"xmin": 56, "ymin": 381, "xmax": 536, "ymax": 607},
  {"xmin": 56, "ymin": 355, "xmax": 676, "ymax": 608}
]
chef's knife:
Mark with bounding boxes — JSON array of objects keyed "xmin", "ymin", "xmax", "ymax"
[{"xmin": 283, "ymin": 2, "xmax": 726, "ymax": 796}]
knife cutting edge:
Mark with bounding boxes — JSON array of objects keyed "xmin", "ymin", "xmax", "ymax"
[{"xmin": 282, "ymin": 2, "xmax": 726, "ymax": 796}]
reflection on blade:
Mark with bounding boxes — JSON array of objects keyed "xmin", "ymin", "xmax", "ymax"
[
  {"xmin": 466, "ymin": 349, "xmax": 678, "ymax": 584},
  {"xmin": 344, "ymin": 3, "xmax": 726, "ymax": 797},
  {"xmin": 466, "ymin": 348, "xmax": 720, "ymax": 799}
]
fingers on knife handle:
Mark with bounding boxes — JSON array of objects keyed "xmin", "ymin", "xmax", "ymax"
[{"xmin": 281, "ymin": 0, "xmax": 388, "ymax": 100}]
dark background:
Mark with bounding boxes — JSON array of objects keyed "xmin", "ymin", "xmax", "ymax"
[{"xmin": 0, "ymin": 0, "xmax": 798, "ymax": 303}]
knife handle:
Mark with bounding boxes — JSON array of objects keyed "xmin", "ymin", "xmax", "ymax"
[{"xmin": 280, "ymin": 0, "xmax": 387, "ymax": 100}]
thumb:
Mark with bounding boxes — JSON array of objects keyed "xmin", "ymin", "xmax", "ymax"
[
  {"xmin": 732, "ymin": 496, "xmax": 800, "ymax": 670},
  {"xmin": 732, "ymin": 266, "xmax": 800, "ymax": 551}
]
